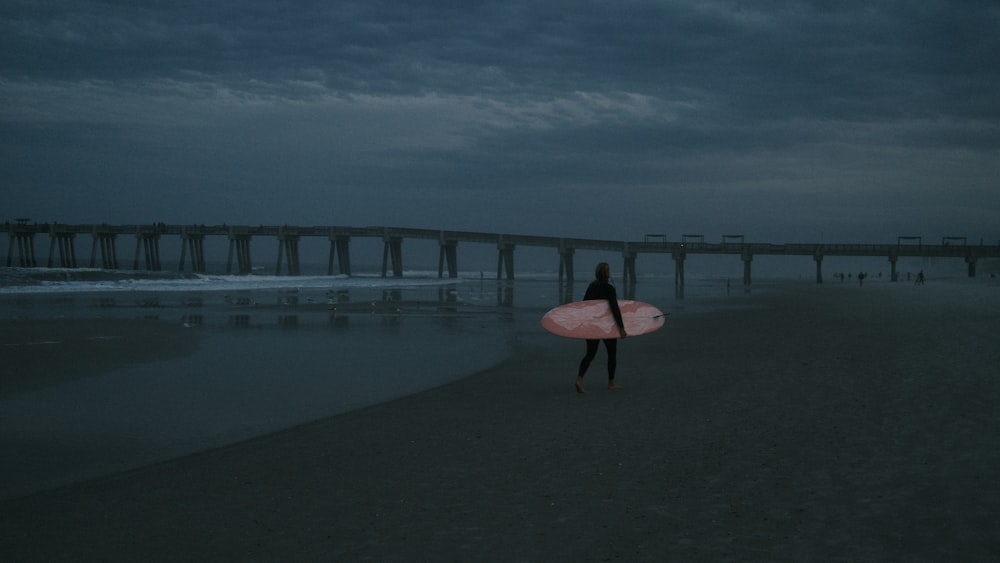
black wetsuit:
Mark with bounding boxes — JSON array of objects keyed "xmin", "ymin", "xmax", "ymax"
[{"xmin": 577, "ymin": 280, "xmax": 625, "ymax": 381}]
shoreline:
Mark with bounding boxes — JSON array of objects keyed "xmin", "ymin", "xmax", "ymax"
[
  {"xmin": 0, "ymin": 280, "xmax": 526, "ymax": 500},
  {"xmin": 2, "ymin": 280, "xmax": 998, "ymax": 560}
]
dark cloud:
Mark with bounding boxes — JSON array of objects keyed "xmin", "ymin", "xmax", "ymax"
[{"xmin": 1, "ymin": 1, "xmax": 998, "ymax": 242}]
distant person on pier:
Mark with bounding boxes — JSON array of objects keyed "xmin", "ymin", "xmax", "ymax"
[{"xmin": 576, "ymin": 262, "xmax": 626, "ymax": 394}]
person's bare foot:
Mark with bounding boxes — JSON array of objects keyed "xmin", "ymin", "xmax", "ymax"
[
  {"xmin": 608, "ymin": 381, "xmax": 623, "ymax": 391},
  {"xmin": 575, "ymin": 378, "xmax": 586, "ymax": 394}
]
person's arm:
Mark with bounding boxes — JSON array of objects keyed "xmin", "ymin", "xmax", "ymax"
[{"xmin": 607, "ymin": 286, "xmax": 626, "ymax": 337}]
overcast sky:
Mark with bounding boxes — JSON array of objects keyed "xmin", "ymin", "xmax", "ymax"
[{"xmin": 2, "ymin": 1, "xmax": 998, "ymax": 243}]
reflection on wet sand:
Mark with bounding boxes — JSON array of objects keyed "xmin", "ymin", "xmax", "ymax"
[{"xmin": 0, "ymin": 318, "xmax": 200, "ymax": 397}]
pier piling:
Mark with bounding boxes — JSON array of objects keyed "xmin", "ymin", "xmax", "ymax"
[
  {"xmin": 558, "ymin": 242, "xmax": 575, "ymax": 285},
  {"xmin": 622, "ymin": 247, "xmax": 637, "ymax": 286},
  {"xmin": 8, "ymin": 229, "xmax": 38, "ymax": 268},
  {"xmin": 134, "ymin": 232, "xmax": 161, "ymax": 271},
  {"xmin": 497, "ymin": 242, "xmax": 515, "ymax": 280},
  {"xmin": 742, "ymin": 250, "xmax": 753, "ymax": 286},
  {"xmin": 672, "ymin": 251, "xmax": 686, "ymax": 299},
  {"xmin": 48, "ymin": 232, "xmax": 77, "ymax": 268},
  {"xmin": 90, "ymin": 229, "xmax": 118, "ymax": 269},
  {"xmin": 276, "ymin": 229, "xmax": 301, "ymax": 275},
  {"xmin": 7, "ymin": 220, "xmax": 39, "ymax": 267},
  {"xmin": 381, "ymin": 236, "xmax": 403, "ymax": 278},
  {"xmin": 180, "ymin": 230, "xmax": 206, "ymax": 273},
  {"xmin": 438, "ymin": 237, "xmax": 458, "ymax": 279},
  {"xmin": 227, "ymin": 232, "xmax": 253, "ymax": 274},
  {"xmin": 327, "ymin": 234, "xmax": 351, "ymax": 276}
]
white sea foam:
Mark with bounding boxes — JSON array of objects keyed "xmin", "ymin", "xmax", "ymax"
[{"xmin": 0, "ymin": 269, "xmax": 477, "ymax": 294}]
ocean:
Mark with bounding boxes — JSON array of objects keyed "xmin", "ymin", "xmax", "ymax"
[{"xmin": 0, "ymin": 265, "xmax": 768, "ymax": 499}]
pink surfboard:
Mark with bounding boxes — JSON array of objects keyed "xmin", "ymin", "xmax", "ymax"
[{"xmin": 541, "ymin": 300, "xmax": 666, "ymax": 340}]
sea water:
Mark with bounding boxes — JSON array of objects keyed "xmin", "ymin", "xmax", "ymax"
[{"xmin": 0, "ymin": 266, "xmax": 760, "ymax": 499}]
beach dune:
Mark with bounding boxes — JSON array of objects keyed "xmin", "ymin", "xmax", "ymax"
[{"xmin": 2, "ymin": 280, "xmax": 998, "ymax": 561}]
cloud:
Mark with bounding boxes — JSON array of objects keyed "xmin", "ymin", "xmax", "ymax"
[{"xmin": 1, "ymin": 1, "xmax": 998, "ymax": 241}]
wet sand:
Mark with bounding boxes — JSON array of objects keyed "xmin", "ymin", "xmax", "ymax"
[
  {"xmin": 1, "ymin": 318, "xmax": 200, "ymax": 397},
  {"xmin": 2, "ymin": 280, "xmax": 998, "ymax": 561}
]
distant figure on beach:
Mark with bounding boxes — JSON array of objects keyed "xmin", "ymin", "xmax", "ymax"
[
  {"xmin": 576, "ymin": 262, "xmax": 626, "ymax": 394},
  {"xmin": 858, "ymin": 272, "xmax": 865, "ymax": 286},
  {"xmin": 915, "ymin": 271, "xmax": 925, "ymax": 285}
]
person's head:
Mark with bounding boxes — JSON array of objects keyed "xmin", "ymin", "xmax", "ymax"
[{"xmin": 595, "ymin": 262, "xmax": 611, "ymax": 282}]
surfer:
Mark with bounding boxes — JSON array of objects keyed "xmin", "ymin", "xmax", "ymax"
[{"xmin": 575, "ymin": 262, "xmax": 626, "ymax": 394}]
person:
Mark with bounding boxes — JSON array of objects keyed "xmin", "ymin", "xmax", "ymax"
[{"xmin": 575, "ymin": 262, "xmax": 626, "ymax": 394}]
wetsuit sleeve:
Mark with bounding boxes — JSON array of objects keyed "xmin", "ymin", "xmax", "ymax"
[
  {"xmin": 607, "ymin": 285, "xmax": 625, "ymax": 331},
  {"xmin": 585, "ymin": 282, "xmax": 625, "ymax": 334}
]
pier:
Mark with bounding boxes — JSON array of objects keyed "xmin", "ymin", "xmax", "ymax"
[{"xmin": 5, "ymin": 221, "xmax": 999, "ymax": 287}]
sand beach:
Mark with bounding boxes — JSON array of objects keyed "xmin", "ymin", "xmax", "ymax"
[{"xmin": 1, "ymin": 277, "xmax": 998, "ymax": 561}]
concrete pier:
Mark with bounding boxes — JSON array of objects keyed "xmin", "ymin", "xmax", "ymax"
[
  {"xmin": 227, "ymin": 232, "xmax": 252, "ymax": 274},
  {"xmin": 47, "ymin": 227, "xmax": 78, "ymax": 268},
  {"xmin": 622, "ymin": 247, "xmax": 637, "ymax": 286},
  {"xmin": 328, "ymin": 234, "xmax": 351, "ymax": 276},
  {"xmin": 742, "ymin": 250, "xmax": 753, "ymax": 286},
  {"xmin": 7, "ymin": 225, "xmax": 38, "ymax": 268},
  {"xmin": 134, "ymin": 232, "xmax": 162, "ymax": 271},
  {"xmin": 438, "ymin": 236, "xmax": 458, "ymax": 279},
  {"xmin": 672, "ymin": 251, "xmax": 686, "ymax": 299},
  {"xmin": 5, "ymin": 223, "xmax": 998, "ymax": 285},
  {"xmin": 381, "ymin": 236, "xmax": 403, "ymax": 278},
  {"xmin": 497, "ymin": 241, "xmax": 515, "ymax": 281},
  {"xmin": 90, "ymin": 229, "xmax": 119, "ymax": 269},
  {"xmin": 558, "ymin": 242, "xmax": 575, "ymax": 285},
  {"xmin": 276, "ymin": 229, "xmax": 301, "ymax": 275},
  {"xmin": 966, "ymin": 256, "xmax": 977, "ymax": 277},
  {"xmin": 16, "ymin": 232, "xmax": 37, "ymax": 267},
  {"xmin": 179, "ymin": 230, "xmax": 206, "ymax": 273}
]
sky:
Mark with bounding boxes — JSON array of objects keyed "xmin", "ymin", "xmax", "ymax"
[{"xmin": 2, "ymin": 0, "xmax": 999, "ymax": 244}]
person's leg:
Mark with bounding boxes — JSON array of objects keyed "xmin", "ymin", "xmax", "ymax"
[
  {"xmin": 576, "ymin": 339, "xmax": 600, "ymax": 393},
  {"xmin": 604, "ymin": 339, "xmax": 623, "ymax": 390}
]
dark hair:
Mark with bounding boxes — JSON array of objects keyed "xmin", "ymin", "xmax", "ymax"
[{"xmin": 595, "ymin": 262, "xmax": 611, "ymax": 282}]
